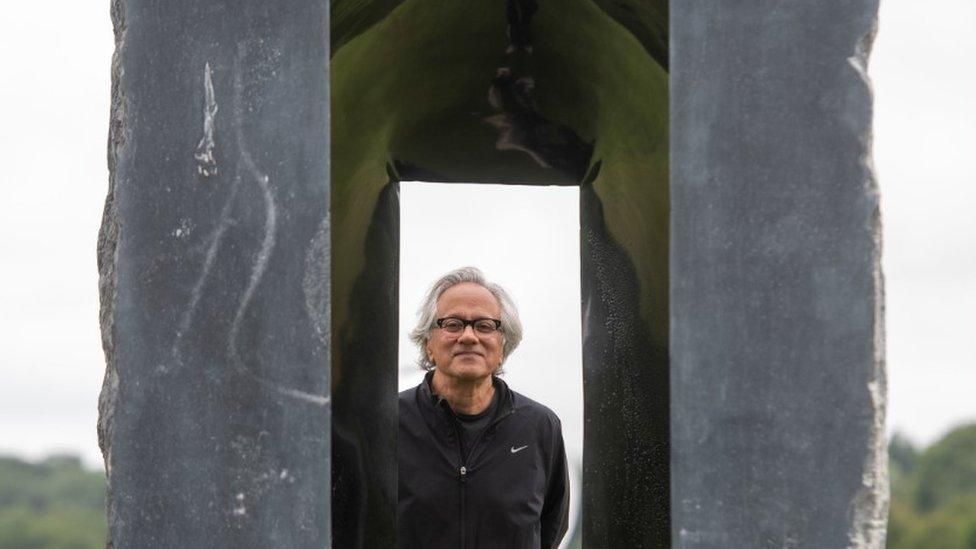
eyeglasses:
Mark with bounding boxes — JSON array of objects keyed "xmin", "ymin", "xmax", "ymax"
[{"xmin": 435, "ymin": 317, "xmax": 502, "ymax": 335}]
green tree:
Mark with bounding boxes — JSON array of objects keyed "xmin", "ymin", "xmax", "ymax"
[
  {"xmin": 890, "ymin": 432, "xmax": 919, "ymax": 475},
  {"xmin": 912, "ymin": 425, "xmax": 976, "ymax": 514},
  {"xmin": 888, "ymin": 423, "xmax": 976, "ymax": 549},
  {"xmin": 889, "ymin": 432, "xmax": 919, "ymax": 503},
  {"xmin": 899, "ymin": 495, "xmax": 976, "ymax": 549},
  {"xmin": 0, "ymin": 455, "xmax": 106, "ymax": 549}
]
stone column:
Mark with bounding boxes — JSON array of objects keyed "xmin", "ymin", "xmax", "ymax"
[
  {"xmin": 97, "ymin": 1, "xmax": 332, "ymax": 546},
  {"xmin": 670, "ymin": 1, "xmax": 887, "ymax": 547}
]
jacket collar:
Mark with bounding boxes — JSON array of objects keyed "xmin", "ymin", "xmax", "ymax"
[{"xmin": 418, "ymin": 370, "xmax": 516, "ymax": 422}]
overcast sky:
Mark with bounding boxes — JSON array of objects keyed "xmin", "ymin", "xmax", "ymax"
[
  {"xmin": 872, "ymin": 0, "xmax": 976, "ymax": 445},
  {"xmin": 0, "ymin": 3, "xmax": 111, "ymax": 467},
  {"xmin": 0, "ymin": 1, "xmax": 973, "ymax": 475}
]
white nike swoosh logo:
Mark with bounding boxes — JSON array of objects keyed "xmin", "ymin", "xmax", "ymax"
[{"xmin": 511, "ymin": 445, "xmax": 528, "ymax": 454}]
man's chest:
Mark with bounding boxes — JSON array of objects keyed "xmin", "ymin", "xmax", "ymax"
[{"xmin": 400, "ymin": 417, "xmax": 549, "ymax": 506}]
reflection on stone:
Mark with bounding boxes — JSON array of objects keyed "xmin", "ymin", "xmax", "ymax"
[
  {"xmin": 505, "ymin": 0, "xmax": 539, "ymax": 54},
  {"xmin": 485, "ymin": 67, "xmax": 594, "ymax": 180}
]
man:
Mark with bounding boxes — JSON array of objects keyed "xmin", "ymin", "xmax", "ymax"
[{"xmin": 398, "ymin": 267, "xmax": 569, "ymax": 548}]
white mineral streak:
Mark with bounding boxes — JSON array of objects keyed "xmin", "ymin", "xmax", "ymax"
[
  {"xmin": 303, "ymin": 214, "xmax": 331, "ymax": 348},
  {"xmin": 172, "ymin": 174, "xmax": 241, "ymax": 355},
  {"xmin": 272, "ymin": 385, "xmax": 331, "ymax": 407},
  {"xmin": 195, "ymin": 62, "xmax": 218, "ymax": 177},
  {"xmin": 227, "ymin": 157, "xmax": 277, "ymax": 366},
  {"xmin": 224, "ymin": 44, "xmax": 277, "ymax": 371},
  {"xmin": 220, "ymin": 44, "xmax": 330, "ymax": 407},
  {"xmin": 171, "ymin": 63, "xmax": 233, "ymax": 356},
  {"xmin": 232, "ymin": 492, "xmax": 246, "ymax": 516}
]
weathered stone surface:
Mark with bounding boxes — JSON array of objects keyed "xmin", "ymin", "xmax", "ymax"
[
  {"xmin": 97, "ymin": 1, "xmax": 331, "ymax": 546},
  {"xmin": 670, "ymin": 2, "xmax": 887, "ymax": 547}
]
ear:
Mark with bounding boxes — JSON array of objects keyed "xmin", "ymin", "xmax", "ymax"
[{"xmin": 425, "ymin": 338, "xmax": 434, "ymax": 363}]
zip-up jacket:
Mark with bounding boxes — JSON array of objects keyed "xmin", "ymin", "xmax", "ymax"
[{"xmin": 397, "ymin": 373, "xmax": 570, "ymax": 548}]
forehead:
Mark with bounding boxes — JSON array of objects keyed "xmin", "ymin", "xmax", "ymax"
[{"xmin": 436, "ymin": 282, "xmax": 501, "ymax": 316}]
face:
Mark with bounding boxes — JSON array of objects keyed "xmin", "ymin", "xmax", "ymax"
[{"xmin": 426, "ymin": 282, "xmax": 505, "ymax": 381}]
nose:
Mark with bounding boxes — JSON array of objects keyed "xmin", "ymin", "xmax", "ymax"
[{"xmin": 457, "ymin": 324, "xmax": 479, "ymax": 343}]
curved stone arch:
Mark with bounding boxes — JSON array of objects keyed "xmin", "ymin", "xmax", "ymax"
[{"xmin": 330, "ymin": 1, "xmax": 669, "ymax": 545}]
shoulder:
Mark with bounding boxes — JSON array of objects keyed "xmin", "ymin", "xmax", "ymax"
[
  {"xmin": 398, "ymin": 385, "xmax": 417, "ymax": 402},
  {"xmin": 398, "ymin": 385, "xmax": 427, "ymax": 432},
  {"xmin": 508, "ymin": 386, "xmax": 563, "ymax": 431},
  {"xmin": 398, "ymin": 384, "xmax": 420, "ymax": 413}
]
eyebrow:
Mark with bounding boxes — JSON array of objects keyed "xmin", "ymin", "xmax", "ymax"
[{"xmin": 439, "ymin": 311, "xmax": 500, "ymax": 318}]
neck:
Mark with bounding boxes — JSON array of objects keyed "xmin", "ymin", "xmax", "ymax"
[{"xmin": 431, "ymin": 370, "xmax": 495, "ymax": 415}]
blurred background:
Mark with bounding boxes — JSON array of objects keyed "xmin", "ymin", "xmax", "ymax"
[{"xmin": 1, "ymin": 1, "xmax": 974, "ymax": 547}]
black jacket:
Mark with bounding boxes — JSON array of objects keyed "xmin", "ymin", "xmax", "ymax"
[{"xmin": 398, "ymin": 373, "xmax": 570, "ymax": 548}]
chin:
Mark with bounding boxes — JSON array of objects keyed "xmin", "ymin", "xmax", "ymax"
[{"xmin": 447, "ymin": 361, "xmax": 494, "ymax": 380}]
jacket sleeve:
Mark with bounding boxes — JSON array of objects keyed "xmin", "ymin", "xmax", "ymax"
[{"xmin": 540, "ymin": 418, "xmax": 570, "ymax": 548}]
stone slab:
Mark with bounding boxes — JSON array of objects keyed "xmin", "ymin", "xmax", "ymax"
[
  {"xmin": 98, "ymin": 1, "xmax": 332, "ymax": 546},
  {"xmin": 670, "ymin": 2, "xmax": 887, "ymax": 547}
]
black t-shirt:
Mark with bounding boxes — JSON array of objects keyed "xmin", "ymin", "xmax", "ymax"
[
  {"xmin": 429, "ymin": 378, "xmax": 500, "ymax": 458},
  {"xmin": 455, "ymin": 389, "xmax": 499, "ymax": 455}
]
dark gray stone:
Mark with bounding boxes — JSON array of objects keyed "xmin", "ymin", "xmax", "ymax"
[
  {"xmin": 670, "ymin": 2, "xmax": 887, "ymax": 547},
  {"xmin": 98, "ymin": 1, "xmax": 331, "ymax": 546}
]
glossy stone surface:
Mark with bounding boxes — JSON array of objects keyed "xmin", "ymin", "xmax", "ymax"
[
  {"xmin": 670, "ymin": 1, "xmax": 887, "ymax": 547},
  {"xmin": 581, "ymin": 179, "xmax": 671, "ymax": 545},
  {"xmin": 330, "ymin": 0, "xmax": 669, "ymax": 546},
  {"xmin": 97, "ymin": 1, "xmax": 331, "ymax": 546}
]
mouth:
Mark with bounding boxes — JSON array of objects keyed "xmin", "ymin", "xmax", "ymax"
[{"xmin": 453, "ymin": 351, "xmax": 484, "ymax": 358}]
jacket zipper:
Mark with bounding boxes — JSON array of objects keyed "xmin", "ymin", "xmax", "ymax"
[
  {"xmin": 462, "ymin": 404, "xmax": 515, "ymax": 474},
  {"xmin": 454, "ymin": 420, "xmax": 467, "ymax": 549},
  {"xmin": 450, "ymin": 390, "xmax": 516, "ymax": 548}
]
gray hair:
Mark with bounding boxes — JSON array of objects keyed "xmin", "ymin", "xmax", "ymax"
[{"xmin": 409, "ymin": 266, "xmax": 523, "ymax": 372}]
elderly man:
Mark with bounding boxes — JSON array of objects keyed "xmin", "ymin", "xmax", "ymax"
[{"xmin": 398, "ymin": 267, "xmax": 569, "ymax": 548}]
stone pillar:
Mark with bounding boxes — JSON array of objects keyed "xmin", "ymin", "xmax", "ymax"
[
  {"xmin": 97, "ymin": 1, "xmax": 332, "ymax": 546},
  {"xmin": 670, "ymin": 1, "xmax": 887, "ymax": 546}
]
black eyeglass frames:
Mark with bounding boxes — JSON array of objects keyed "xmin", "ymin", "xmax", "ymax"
[{"xmin": 435, "ymin": 317, "xmax": 502, "ymax": 335}]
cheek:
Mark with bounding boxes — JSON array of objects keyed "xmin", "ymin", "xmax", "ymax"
[
  {"xmin": 429, "ymin": 336, "xmax": 452, "ymax": 358},
  {"xmin": 490, "ymin": 338, "xmax": 505, "ymax": 363}
]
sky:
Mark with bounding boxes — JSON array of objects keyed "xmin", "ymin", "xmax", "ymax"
[
  {"xmin": 872, "ymin": 0, "xmax": 976, "ymax": 444},
  {"xmin": 0, "ymin": 0, "xmax": 973, "ymax": 477},
  {"xmin": 0, "ymin": 3, "xmax": 112, "ymax": 467}
]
